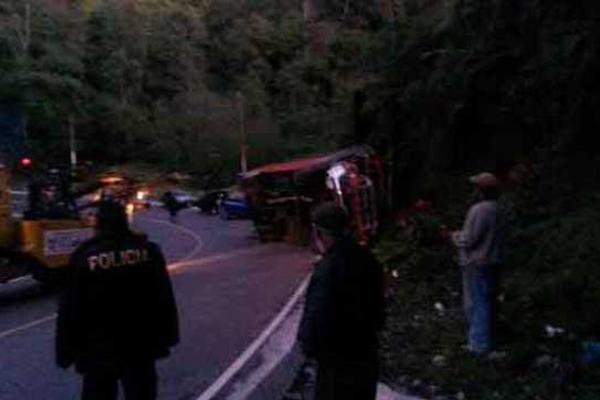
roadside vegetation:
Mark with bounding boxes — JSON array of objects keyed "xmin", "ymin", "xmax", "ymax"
[{"xmin": 376, "ymin": 187, "xmax": 600, "ymax": 399}]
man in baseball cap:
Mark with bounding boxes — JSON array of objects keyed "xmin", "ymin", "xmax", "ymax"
[
  {"xmin": 452, "ymin": 172, "xmax": 505, "ymax": 355},
  {"xmin": 469, "ymin": 172, "xmax": 500, "ymax": 192}
]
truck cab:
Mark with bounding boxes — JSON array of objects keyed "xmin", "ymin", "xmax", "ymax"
[{"xmin": 0, "ymin": 165, "xmax": 93, "ymax": 283}]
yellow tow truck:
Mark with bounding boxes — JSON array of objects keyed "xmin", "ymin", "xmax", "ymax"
[{"xmin": 0, "ymin": 165, "xmax": 94, "ymax": 283}]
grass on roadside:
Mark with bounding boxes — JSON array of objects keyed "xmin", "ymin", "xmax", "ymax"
[{"xmin": 376, "ymin": 197, "xmax": 600, "ymax": 400}]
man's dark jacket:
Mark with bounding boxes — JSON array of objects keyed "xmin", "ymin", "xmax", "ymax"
[
  {"xmin": 56, "ymin": 232, "xmax": 179, "ymax": 373},
  {"xmin": 298, "ymin": 237, "xmax": 385, "ymax": 362}
]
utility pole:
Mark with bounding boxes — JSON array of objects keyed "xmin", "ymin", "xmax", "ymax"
[
  {"xmin": 22, "ymin": 2, "xmax": 31, "ymax": 55},
  {"xmin": 68, "ymin": 115, "xmax": 77, "ymax": 169},
  {"xmin": 21, "ymin": 2, "xmax": 31, "ymax": 143},
  {"xmin": 236, "ymin": 92, "xmax": 248, "ymax": 174}
]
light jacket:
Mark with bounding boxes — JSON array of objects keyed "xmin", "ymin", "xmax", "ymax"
[{"xmin": 453, "ymin": 200, "xmax": 504, "ymax": 266}]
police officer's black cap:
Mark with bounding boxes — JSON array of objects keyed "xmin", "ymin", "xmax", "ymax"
[
  {"xmin": 311, "ymin": 202, "xmax": 348, "ymax": 237},
  {"xmin": 97, "ymin": 200, "xmax": 129, "ymax": 234}
]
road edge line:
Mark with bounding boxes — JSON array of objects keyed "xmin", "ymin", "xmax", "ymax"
[
  {"xmin": 136, "ymin": 213, "xmax": 204, "ymax": 262},
  {"xmin": 7, "ymin": 275, "xmax": 33, "ymax": 285},
  {"xmin": 0, "ymin": 314, "xmax": 57, "ymax": 340},
  {"xmin": 195, "ymin": 275, "xmax": 311, "ymax": 400}
]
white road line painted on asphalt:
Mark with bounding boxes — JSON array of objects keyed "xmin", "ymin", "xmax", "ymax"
[
  {"xmin": 0, "ymin": 314, "xmax": 57, "ymax": 340},
  {"xmin": 136, "ymin": 213, "xmax": 204, "ymax": 262},
  {"xmin": 7, "ymin": 275, "xmax": 33, "ymax": 285},
  {"xmin": 225, "ymin": 300, "xmax": 304, "ymax": 400},
  {"xmin": 195, "ymin": 275, "xmax": 311, "ymax": 400},
  {"xmin": 168, "ymin": 246, "xmax": 266, "ymax": 272}
]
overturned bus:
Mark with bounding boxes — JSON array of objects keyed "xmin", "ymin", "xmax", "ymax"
[{"xmin": 241, "ymin": 145, "xmax": 385, "ymax": 246}]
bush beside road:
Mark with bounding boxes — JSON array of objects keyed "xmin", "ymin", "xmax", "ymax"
[{"xmin": 375, "ymin": 196, "xmax": 600, "ymax": 400}]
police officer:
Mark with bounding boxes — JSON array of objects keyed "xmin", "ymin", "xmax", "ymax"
[
  {"xmin": 298, "ymin": 202, "xmax": 385, "ymax": 400},
  {"xmin": 56, "ymin": 201, "xmax": 179, "ymax": 400}
]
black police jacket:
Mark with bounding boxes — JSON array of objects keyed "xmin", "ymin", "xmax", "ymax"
[
  {"xmin": 56, "ymin": 232, "xmax": 179, "ymax": 372},
  {"xmin": 298, "ymin": 236, "xmax": 385, "ymax": 362}
]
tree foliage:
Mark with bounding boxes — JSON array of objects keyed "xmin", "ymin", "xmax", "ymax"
[
  {"xmin": 0, "ymin": 0, "xmax": 332, "ymax": 183},
  {"xmin": 0, "ymin": 0, "xmax": 598, "ymax": 198}
]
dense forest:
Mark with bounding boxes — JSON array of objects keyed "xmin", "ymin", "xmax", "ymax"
[
  {"xmin": 2, "ymin": 1, "xmax": 600, "ymax": 396},
  {"xmin": 1, "ymin": 0, "xmax": 598, "ymax": 201},
  {"xmin": 0, "ymin": 0, "xmax": 371, "ymax": 184}
]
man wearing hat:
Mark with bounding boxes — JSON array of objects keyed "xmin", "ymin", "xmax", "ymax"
[
  {"xmin": 452, "ymin": 172, "xmax": 505, "ymax": 354},
  {"xmin": 56, "ymin": 201, "xmax": 179, "ymax": 400},
  {"xmin": 298, "ymin": 202, "xmax": 385, "ymax": 400}
]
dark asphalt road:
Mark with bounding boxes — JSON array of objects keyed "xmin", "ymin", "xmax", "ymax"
[{"xmin": 0, "ymin": 208, "xmax": 312, "ymax": 400}]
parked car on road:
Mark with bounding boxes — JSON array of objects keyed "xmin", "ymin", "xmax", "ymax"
[
  {"xmin": 196, "ymin": 190, "xmax": 227, "ymax": 214},
  {"xmin": 146, "ymin": 198, "xmax": 164, "ymax": 208},
  {"xmin": 218, "ymin": 192, "xmax": 252, "ymax": 220},
  {"xmin": 171, "ymin": 190, "xmax": 195, "ymax": 207}
]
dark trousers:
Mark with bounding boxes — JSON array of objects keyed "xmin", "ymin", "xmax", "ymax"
[
  {"xmin": 81, "ymin": 361, "xmax": 157, "ymax": 400},
  {"xmin": 167, "ymin": 209, "xmax": 178, "ymax": 223},
  {"xmin": 315, "ymin": 358, "xmax": 378, "ymax": 400}
]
